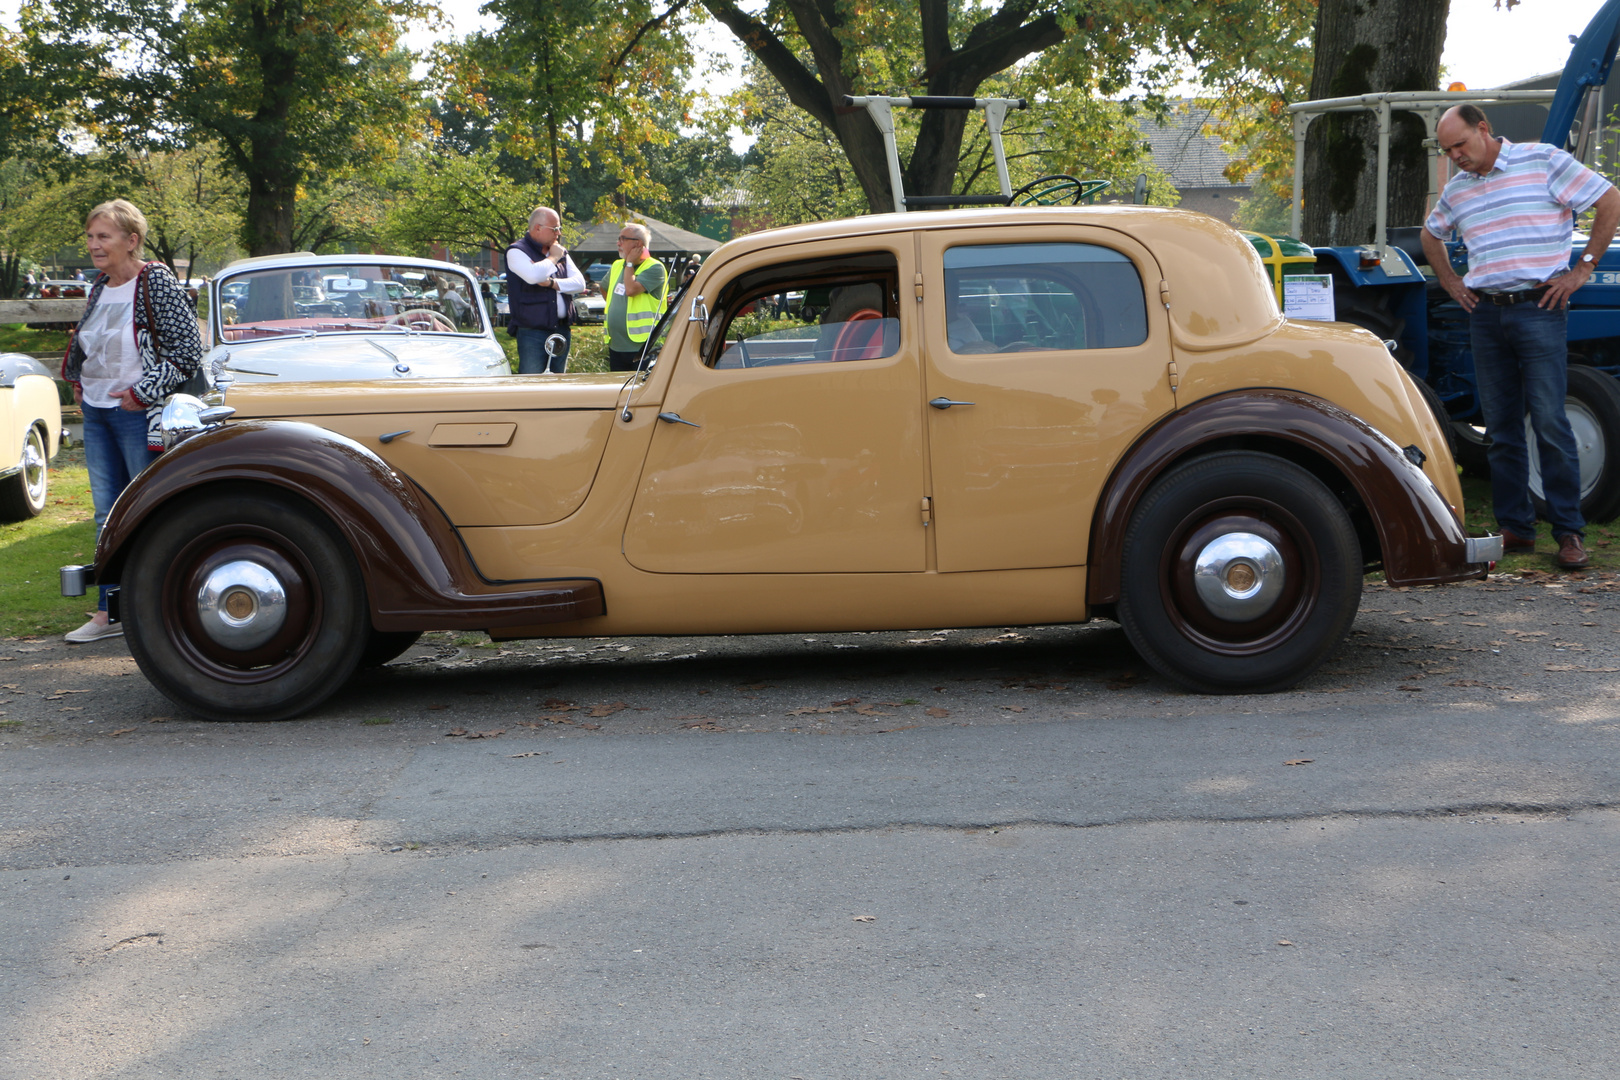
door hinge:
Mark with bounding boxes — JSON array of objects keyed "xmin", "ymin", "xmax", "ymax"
[
  {"xmin": 1159, "ymin": 280, "xmax": 1172, "ymax": 308},
  {"xmin": 914, "ymin": 273, "xmax": 925, "ymax": 303},
  {"xmin": 1167, "ymin": 360, "xmax": 1179, "ymax": 392},
  {"xmin": 920, "ymin": 495, "xmax": 932, "ymax": 526}
]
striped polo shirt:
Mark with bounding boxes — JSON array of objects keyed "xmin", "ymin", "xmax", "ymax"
[{"xmin": 1424, "ymin": 137, "xmax": 1612, "ymax": 291}]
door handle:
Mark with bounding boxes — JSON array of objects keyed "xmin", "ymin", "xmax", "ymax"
[
  {"xmin": 658, "ymin": 411, "xmax": 701, "ymax": 428},
  {"xmin": 929, "ymin": 397, "xmax": 976, "ymax": 409}
]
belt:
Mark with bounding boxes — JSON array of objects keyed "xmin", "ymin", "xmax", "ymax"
[{"xmin": 1480, "ymin": 285, "xmax": 1548, "ymax": 306}]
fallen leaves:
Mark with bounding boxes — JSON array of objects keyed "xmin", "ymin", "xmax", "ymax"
[
  {"xmin": 1283, "ymin": 758, "xmax": 1314, "ymax": 766},
  {"xmin": 586, "ymin": 701, "xmax": 628, "ymax": 718},
  {"xmin": 1545, "ymin": 664, "xmax": 1620, "ymax": 672},
  {"xmin": 852, "ymin": 915, "xmax": 876, "ymax": 923},
  {"xmin": 1277, "ymin": 939, "xmax": 1295, "ymax": 947},
  {"xmin": 788, "ymin": 705, "xmax": 844, "ymax": 716},
  {"xmin": 681, "ymin": 719, "xmax": 727, "ymax": 732},
  {"xmin": 925, "ymin": 706, "xmax": 950, "ymax": 718},
  {"xmin": 108, "ymin": 727, "xmax": 135, "ymax": 737},
  {"xmin": 445, "ymin": 728, "xmax": 505, "ymax": 739}
]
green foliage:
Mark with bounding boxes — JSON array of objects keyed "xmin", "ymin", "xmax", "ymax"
[
  {"xmin": 0, "ymin": 443, "xmax": 96, "ymax": 637},
  {"xmin": 701, "ymin": 0, "xmax": 1303, "ymax": 215},
  {"xmin": 380, "ymin": 146, "xmax": 541, "ymax": 256},
  {"xmin": 20, "ymin": 0, "xmax": 432, "ymax": 254},
  {"xmin": 443, "ymin": 0, "xmax": 700, "ymax": 220}
]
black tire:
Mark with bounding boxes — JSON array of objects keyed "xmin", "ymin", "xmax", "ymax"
[
  {"xmin": 1528, "ymin": 364, "xmax": 1620, "ymax": 525},
  {"xmin": 360, "ymin": 630, "xmax": 422, "ymax": 668},
  {"xmin": 1116, "ymin": 451, "xmax": 1363, "ymax": 694},
  {"xmin": 122, "ymin": 487, "xmax": 370, "ymax": 721},
  {"xmin": 1407, "ymin": 374, "xmax": 1457, "ymax": 463},
  {"xmin": 1450, "ymin": 421, "xmax": 1492, "ymax": 479},
  {"xmin": 0, "ymin": 423, "xmax": 48, "ymax": 522}
]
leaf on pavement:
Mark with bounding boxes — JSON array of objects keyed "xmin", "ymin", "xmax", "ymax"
[
  {"xmin": 789, "ymin": 705, "xmax": 846, "ymax": 715},
  {"xmin": 587, "ymin": 701, "xmax": 628, "ymax": 717},
  {"xmin": 854, "ymin": 705, "xmax": 890, "ymax": 716},
  {"xmin": 852, "ymin": 915, "xmax": 876, "ymax": 923},
  {"xmin": 681, "ymin": 719, "xmax": 726, "ymax": 731},
  {"xmin": 1283, "ymin": 758, "xmax": 1314, "ymax": 766},
  {"xmin": 508, "ymin": 751, "xmax": 545, "ymax": 758},
  {"xmin": 1277, "ymin": 939, "xmax": 1295, "ymax": 946},
  {"xmin": 877, "ymin": 725, "xmax": 919, "ymax": 733},
  {"xmin": 1001, "ymin": 705, "xmax": 1025, "ymax": 712},
  {"xmin": 541, "ymin": 699, "xmax": 578, "ymax": 711},
  {"xmin": 465, "ymin": 729, "xmax": 505, "ymax": 739},
  {"xmin": 445, "ymin": 727, "xmax": 468, "ymax": 737},
  {"xmin": 831, "ymin": 697, "xmax": 860, "ymax": 706},
  {"xmin": 925, "ymin": 706, "xmax": 950, "ymax": 718},
  {"xmin": 108, "ymin": 727, "xmax": 135, "ymax": 737},
  {"xmin": 1398, "ymin": 685, "xmax": 1424, "ymax": 692}
]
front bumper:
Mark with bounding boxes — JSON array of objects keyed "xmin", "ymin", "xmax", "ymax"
[{"xmin": 1465, "ymin": 534, "xmax": 1504, "ymax": 564}]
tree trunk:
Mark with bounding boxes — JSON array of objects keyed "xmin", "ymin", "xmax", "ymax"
[
  {"xmin": 238, "ymin": 0, "xmax": 301, "ymax": 256},
  {"xmin": 1301, "ymin": 0, "xmax": 1449, "ymax": 246}
]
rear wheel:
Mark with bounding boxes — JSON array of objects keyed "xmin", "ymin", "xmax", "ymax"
[
  {"xmin": 360, "ymin": 630, "xmax": 422, "ymax": 668},
  {"xmin": 1528, "ymin": 364, "xmax": 1620, "ymax": 525},
  {"xmin": 0, "ymin": 423, "xmax": 48, "ymax": 522},
  {"xmin": 122, "ymin": 488, "xmax": 370, "ymax": 721},
  {"xmin": 1116, "ymin": 451, "xmax": 1363, "ymax": 694}
]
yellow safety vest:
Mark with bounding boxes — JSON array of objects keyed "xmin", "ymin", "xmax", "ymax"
[{"xmin": 609, "ymin": 255, "xmax": 669, "ymax": 343}]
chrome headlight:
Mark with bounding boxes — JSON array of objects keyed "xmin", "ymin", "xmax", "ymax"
[{"xmin": 161, "ymin": 394, "xmax": 236, "ymax": 449}]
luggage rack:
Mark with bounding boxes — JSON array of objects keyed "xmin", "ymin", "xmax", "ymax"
[{"xmin": 843, "ymin": 94, "xmax": 1109, "ymax": 214}]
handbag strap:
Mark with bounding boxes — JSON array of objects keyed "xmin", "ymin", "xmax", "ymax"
[{"xmin": 137, "ymin": 262, "xmax": 162, "ymax": 352}]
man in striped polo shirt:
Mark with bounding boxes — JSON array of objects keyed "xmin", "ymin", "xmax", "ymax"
[{"xmin": 1421, "ymin": 103, "xmax": 1620, "ymax": 570}]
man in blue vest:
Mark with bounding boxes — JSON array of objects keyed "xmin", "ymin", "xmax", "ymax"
[
  {"xmin": 506, "ymin": 206, "xmax": 586, "ymax": 374},
  {"xmin": 605, "ymin": 222, "xmax": 668, "ymax": 372}
]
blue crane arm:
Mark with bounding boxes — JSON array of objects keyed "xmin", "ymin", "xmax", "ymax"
[{"xmin": 1540, "ymin": 0, "xmax": 1620, "ymax": 147}]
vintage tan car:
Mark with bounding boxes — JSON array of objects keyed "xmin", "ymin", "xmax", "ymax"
[{"xmin": 67, "ymin": 207, "xmax": 1500, "ymax": 720}]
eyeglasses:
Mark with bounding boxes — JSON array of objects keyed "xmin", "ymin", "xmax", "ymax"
[{"xmin": 618, "ymin": 235, "xmax": 640, "ymax": 241}]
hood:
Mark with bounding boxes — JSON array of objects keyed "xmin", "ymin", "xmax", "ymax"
[{"xmin": 210, "ymin": 333, "xmax": 509, "ymax": 383}]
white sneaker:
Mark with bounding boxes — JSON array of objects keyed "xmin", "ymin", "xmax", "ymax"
[{"xmin": 65, "ymin": 617, "xmax": 124, "ymax": 644}]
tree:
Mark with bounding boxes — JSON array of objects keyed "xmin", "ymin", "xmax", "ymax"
[
  {"xmin": 1299, "ymin": 0, "xmax": 1451, "ymax": 245},
  {"xmin": 380, "ymin": 145, "xmax": 539, "ymax": 257},
  {"xmin": 698, "ymin": 0, "xmax": 1286, "ymax": 215},
  {"xmin": 21, "ymin": 0, "xmax": 431, "ymax": 255},
  {"xmin": 446, "ymin": 0, "xmax": 699, "ymax": 218}
]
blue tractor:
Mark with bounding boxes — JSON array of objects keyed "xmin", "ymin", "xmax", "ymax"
[{"xmin": 1284, "ymin": 0, "xmax": 1620, "ymax": 523}]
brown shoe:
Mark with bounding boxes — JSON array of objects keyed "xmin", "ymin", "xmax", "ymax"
[
  {"xmin": 1556, "ymin": 533, "xmax": 1590, "ymax": 570},
  {"xmin": 1500, "ymin": 527, "xmax": 1537, "ymax": 553}
]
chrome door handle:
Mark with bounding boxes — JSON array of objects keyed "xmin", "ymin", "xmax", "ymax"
[
  {"xmin": 929, "ymin": 397, "xmax": 976, "ymax": 409},
  {"xmin": 658, "ymin": 411, "xmax": 701, "ymax": 428}
]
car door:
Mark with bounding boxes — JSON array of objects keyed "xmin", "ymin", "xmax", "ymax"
[
  {"xmin": 623, "ymin": 242, "xmax": 928, "ymax": 573},
  {"xmin": 918, "ymin": 226, "xmax": 1177, "ymax": 572}
]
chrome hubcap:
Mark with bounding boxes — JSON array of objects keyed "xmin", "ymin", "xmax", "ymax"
[
  {"xmin": 196, "ymin": 560, "xmax": 288, "ymax": 649},
  {"xmin": 1192, "ymin": 532, "xmax": 1285, "ymax": 621},
  {"xmin": 21, "ymin": 435, "xmax": 45, "ymax": 502}
]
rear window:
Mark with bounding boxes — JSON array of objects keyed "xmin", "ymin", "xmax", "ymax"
[{"xmin": 943, "ymin": 243, "xmax": 1148, "ymax": 353}]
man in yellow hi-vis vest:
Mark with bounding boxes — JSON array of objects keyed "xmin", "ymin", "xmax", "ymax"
[{"xmin": 605, "ymin": 222, "xmax": 669, "ymax": 372}]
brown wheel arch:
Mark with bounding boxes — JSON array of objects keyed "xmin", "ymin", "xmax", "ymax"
[{"xmin": 1088, "ymin": 389, "xmax": 1485, "ymax": 606}]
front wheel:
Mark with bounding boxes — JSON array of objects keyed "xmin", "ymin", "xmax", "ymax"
[
  {"xmin": 122, "ymin": 488, "xmax": 371, "ymax": 721},
  {"xmin": 0, "ymin": 423, "xmax": 48, "ymax": 522},
  {"xmin": 1528, "ymin": 364, "xmax": 1620, "ymax": 525},
  {"xmin": 1116, "ymin": 451, "xmax": 1363, "ymax": 694}
]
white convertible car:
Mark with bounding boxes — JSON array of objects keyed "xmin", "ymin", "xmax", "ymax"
[
  {"xmin": 0, "ymin": 353, "xmax": 61, "ymax": 522},
  {"xmin": 206, "ymin": 254, "xmax": 510, "ymax": 385}
]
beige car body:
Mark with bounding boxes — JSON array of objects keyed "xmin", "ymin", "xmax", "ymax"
[{"xmin": 89, "ymin": 207, "xmax": 1484, "ymax": 719}]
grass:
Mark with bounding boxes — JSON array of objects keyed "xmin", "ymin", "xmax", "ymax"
[
  {"xmin": 1459, "ymin": 474, "xmax": 1619, "ymax": 572},
  {"xmin": 0, "ymin": 323, "xmax": 70, "ymax": 357},
  {"xmin": 495, "ymin": 323, "xmax": 611, "ymax": 373},
  {"xmin": 0, "ymin": 441, "xmax": 98, "ymax": 637}
]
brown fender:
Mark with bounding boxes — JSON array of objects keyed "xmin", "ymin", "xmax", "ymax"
[
  {"xmin": 95, "ymin": 420, "xmax": 604, "ymax": 631},
  {"xmin": 1087, "ymin": 390, "xmax": 1486, "ymax": 604}
]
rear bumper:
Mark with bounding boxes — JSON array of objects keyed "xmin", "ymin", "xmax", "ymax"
[{"xmin": 1465, "ymin": 534, "xmax": 1504, "ymax": 564}]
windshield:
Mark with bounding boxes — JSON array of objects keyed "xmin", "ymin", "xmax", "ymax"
[{"xmin": 216, "ymin": 263, "xmax": 486, "ymax": 342}]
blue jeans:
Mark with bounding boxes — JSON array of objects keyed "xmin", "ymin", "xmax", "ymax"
[
  {"xmin": 516, "ymin": 325, "xmax": 570, "ymax": 374},
  {"xmin": 82, "ymin": 403, "xmax": 159, "ymax": 612},
  {"xmin": 1470, "ymin": 302, "xmax": 1584, "ymax": 538}
]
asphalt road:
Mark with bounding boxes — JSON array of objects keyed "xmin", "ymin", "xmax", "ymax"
[{"xmin": 3, "ymin": 572, "xmax": 1619, "ymax": 1079}]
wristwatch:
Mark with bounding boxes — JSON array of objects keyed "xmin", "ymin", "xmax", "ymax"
[{"xmin": 1581, "ymin": 252, "xmax": 1597, "ymax": 265}]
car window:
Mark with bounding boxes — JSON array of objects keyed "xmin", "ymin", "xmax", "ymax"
[
  {"xmin": 218, "ymin": 264, "xmax": 486, "ymax": 340},
  {"xmin": 704, "ymin": 251, "xmax": 901, "ymax": 369},
  {"xmin": 942, "ymin": 243, "xmax": 1147, "ymax": 353}
]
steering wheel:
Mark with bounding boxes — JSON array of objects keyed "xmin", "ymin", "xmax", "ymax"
[
  {"xmin": 828, "ymin": 309, "xmax": 886, "ymax": 362},
  {"xmin": 387, "ymin": 310, "xmax": 457, "ymax": 332},
  {"xmin": 1010, "ymin": 175, "xmax": 1112, "ymax": 206}
]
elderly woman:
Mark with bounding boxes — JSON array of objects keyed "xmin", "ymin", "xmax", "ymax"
[{"xmin": 60, "ymin": 199, "xmax": 203, "ymax": 644}]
